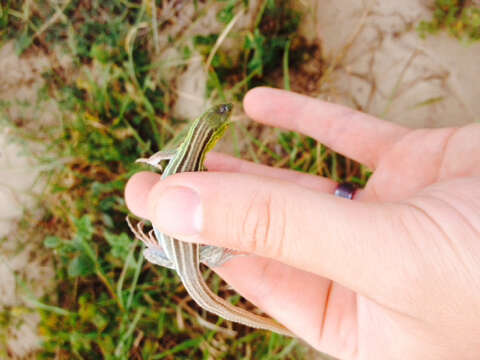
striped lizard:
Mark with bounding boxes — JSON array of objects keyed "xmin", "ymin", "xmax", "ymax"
[{"xmin": 128, "ymin": 104, "xmax": 293, "ymax": 337}]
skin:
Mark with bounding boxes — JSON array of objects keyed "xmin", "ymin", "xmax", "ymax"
[{"xmin": 125, "ymin": 87, "xmax": 480, "ymax": 360}]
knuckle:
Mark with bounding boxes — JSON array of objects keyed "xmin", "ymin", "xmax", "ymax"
[{"xmin": 240, "ymin": 192, "xmax": 286, "ymax": 258}]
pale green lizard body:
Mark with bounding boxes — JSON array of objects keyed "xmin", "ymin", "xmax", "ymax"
[{"xmin": 129, "ymin": 104, "xmax": 293, "ymax": 337}]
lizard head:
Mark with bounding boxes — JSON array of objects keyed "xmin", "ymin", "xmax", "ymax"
[
  {"xmin": 206, "ymin": 103, "xmax": 233, "ymax": 129},
  {"xmin": 201, "ymin": 103, "xmax": 233, "ymax": 153}
]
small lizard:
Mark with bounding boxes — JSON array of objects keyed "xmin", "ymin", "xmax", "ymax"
[{"xmin": 128, "ymin": 104, "xmax": 293, "ymax": 336}]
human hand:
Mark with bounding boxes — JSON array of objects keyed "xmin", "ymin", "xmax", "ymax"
[{"xmin": 125, "ymin": 87, "xmax": 480, "ymax": 360}]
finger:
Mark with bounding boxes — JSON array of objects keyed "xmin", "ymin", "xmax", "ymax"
[
  {"xmin": 124, "ymin": 164, "xmax": 358, "ymax": 222},
  {"xmin": 215, "ymin": 256, "xmax": 357, "ymax": 358},
  {"xmin": 244, "ymin": 87, "xmax": 409, "ymax": 169},
  {"xmin": 206, "ymin": 152, "xmax": 338, "ymax": 193},
  {"xmin": 125, "ymin": 171, "xmax": 161, "ymax": 219},
  {"xmin": 147, "ymin": 171, "xmax": 411, "ymax": 296},
  {"xmin": 207, "ymin": 152, "xmax": 366, "ymax": 200}
]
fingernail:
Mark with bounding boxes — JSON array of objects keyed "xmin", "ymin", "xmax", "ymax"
[{"xmin": 153, "ymin": 186, "xmax": 202, "ymax": 235}]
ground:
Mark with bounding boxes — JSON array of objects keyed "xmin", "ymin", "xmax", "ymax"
[{"xmin": 0, "ymin": 0, "xmax": 479, "ymax": 358}]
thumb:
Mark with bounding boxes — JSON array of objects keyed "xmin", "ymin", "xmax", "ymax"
[{"xmin": 146, "ymin": 171, "xmax": 411, "ymax": 296}]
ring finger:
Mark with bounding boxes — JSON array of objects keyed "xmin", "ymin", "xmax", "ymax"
[{"xmin": 206, "ymin": 152, "xmax": 365, "ymax": 199}]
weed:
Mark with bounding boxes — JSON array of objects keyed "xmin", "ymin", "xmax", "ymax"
[{"xmin": 418, "ymin": 0, "xmax": 480, "ymax": 43}]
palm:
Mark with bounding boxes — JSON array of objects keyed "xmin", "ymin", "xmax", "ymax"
[
  {"xmin": 353, "ymin": 126, "xmax": 480, "ymax": 359},
  {"xmin": 364, "ymin": 126, "xmax": 479, "ymax": 201}
]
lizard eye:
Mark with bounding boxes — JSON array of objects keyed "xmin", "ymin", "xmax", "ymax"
[{"xmin": 217, "ymin": 103, "xmax": 232, "ymax": 114}]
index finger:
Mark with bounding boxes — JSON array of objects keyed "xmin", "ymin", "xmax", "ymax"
[
  {"xmin": 144, "ymin": 171, "xmax": 412, "ymax": 299},
  {"xmin": 244, "ymin": 87, "xmax": 409, "ymax": 169}
]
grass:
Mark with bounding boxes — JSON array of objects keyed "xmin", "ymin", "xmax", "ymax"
[
  {"xmin": 0, "ymin": 0, "xmax": 367, "ymax": 358},
  {"xmin": 418, "ymin": 0, "xmax": 480, "ymax": 43}
]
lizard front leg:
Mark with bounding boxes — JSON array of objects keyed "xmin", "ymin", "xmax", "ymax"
[{"xmin": 135, "ymin": 149, "xmax": 178, "ymax": 171}]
